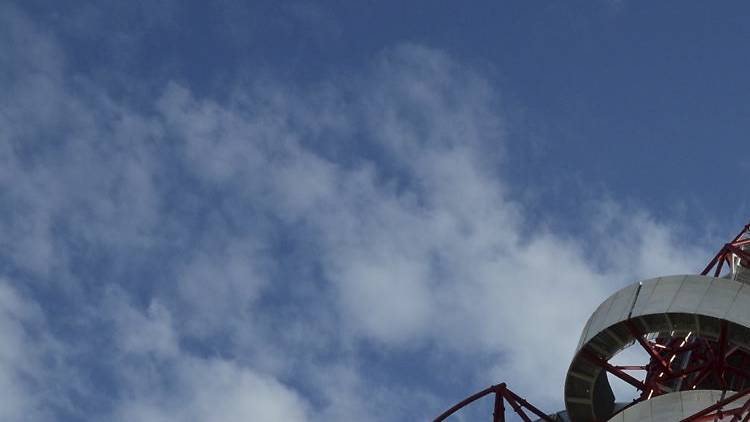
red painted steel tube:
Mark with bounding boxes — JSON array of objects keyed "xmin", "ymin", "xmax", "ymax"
[
  {"xmin": 503, "ymin": 389, "xmax": 555, "ymax": 421},
  {"xmin": 702, "ymin": 251, "xmax": 723, "ymax": 276},
  {"xmin": 716, "ymin": 255, "xmax": 727, "ymax": 277},
  {"xmin": 615, "ymin": 365, "xmax": 647, "ymax": 371},
  {"xmin": 667, "ymin": 362, "xmax": 711, "ymax": 380},
  {"xmin": 433, "ymin": 385, "xmax": 496, "ymax": 421},
  {"xmin": 729, "ymin": 396, "xmax": 750, "ymax": 422},
  {"xmin": 504, "ymin": 394, "xmax": 533, "ymax": 422},
  {"xmin": 702, "ymin": 224, "xmax": 750, "ymax": 276},
  {"xmin": 626, "ymin": 320, "xmax": 671, "ymax": 373},
  {"xmin": 493, "ymin": 390, "xmax": 505, "ymax": 422},
  {"xmin": 580, "ymin": 349, "xmax": 650, "ymax": 391}
]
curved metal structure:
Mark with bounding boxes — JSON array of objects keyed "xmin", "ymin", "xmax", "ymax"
[
  {"xmin": 565, "ymin": 274, "xmax": 750, "ymax": 420},
  {"xmin": 433, "ymin": 222, "xmax": 750, "ymax": 422}
]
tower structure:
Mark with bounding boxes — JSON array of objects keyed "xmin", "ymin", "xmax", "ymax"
[{"xmin": 434, "ymin": 223, "xmax": 750, "ymax": 421}]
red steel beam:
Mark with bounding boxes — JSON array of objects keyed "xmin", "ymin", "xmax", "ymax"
[
  {"xmin": 433, "ymin": 385, "xmax": 496, "ymax": 421},
  {"xmin": 504, "ymin": 394, "xmax": 533, "ymax": 422},
  {"xmin": 503, "ymin": 388, "xmax": 556, "ymax": 422},
  {"xmin": 730, "ymin": 397, "xmax": 750, "ymax": 422},
  {"xmin": 716, "ymin": 255, "xmax": 727, "ymax": 277},
  {"xmin": 626, "ymin": 320, "xmax": 671, "ymax": 373},
  {"xmin": 580, "ymin": 349, "xmax": 650, "ymax": 392},
  {"xmin": 615, "ymin": 365, "xmax": 647, "ymax": 371},
  {"xmin": 702, "ymin": 250, "xmax": 724, "ymax": 276},
  {"xmin": 493, "ymin": 388, "xmax": 505, "ymax": 422},
  {"xmin": 688, "ymin": 365, "xmax": 714, "ymax": 390},
  {"xmin": 702, "ymin": 224, "xmax": 750, "ymax": 276},
  {"xmin": 668, "ymin": 362, "xmax": 711, "ymax": 380}
]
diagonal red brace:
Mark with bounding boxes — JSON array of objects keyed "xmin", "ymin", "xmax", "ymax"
[
  {"xmin": 626, "ymin": 320, "xmax": 671, "ymax": 373},
  {"xmin": 580, "ymin": 348, "xmax": 649, "ymax": 392}
]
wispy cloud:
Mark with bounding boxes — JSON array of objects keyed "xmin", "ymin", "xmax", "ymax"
[{"xmin": 0, "ymin": 6, "xmax": 709, "ymax": 421}]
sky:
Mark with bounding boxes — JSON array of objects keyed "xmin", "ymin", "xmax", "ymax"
[{"xmin": 1, "ymin": 1, "xmax": 749, "ymax": 421}]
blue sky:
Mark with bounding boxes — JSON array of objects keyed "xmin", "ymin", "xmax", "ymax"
[{"xmin": 1, "ymin": 1, "xmax": 748, "ymax": 421}]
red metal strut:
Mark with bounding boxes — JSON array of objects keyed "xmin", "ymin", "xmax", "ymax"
[
  {"xmin": 701, "ymin": 223, "xmax": 750, "ymax": 277},
  {"xmin": 433, "ymin": 383, "xmax": 556, "ymax": 422}
]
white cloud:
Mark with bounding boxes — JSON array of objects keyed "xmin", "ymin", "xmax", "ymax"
[
  {"xmin": 113, "ymin": 355, "xmax": 310, "ymax": 422},
  {"xmin": 176, "ymin": 237, "xmax": 271, "ymax": 336},
  {"xmin": 150, "ymin": 44, "xmax": 711, "ymax": 412},
  {"xmin": 107, "ymin": 288, "xmax": 179, "ymax": 357},
  {"xmin": 104, "ymin": 288, "xmax": 311, "ymax": 422},
  {"xmin": 0, "ymin": 7, "xmax": 162, "ymax": 278},
  {"xmin": 0, "ymin": 281, "xmax": 54, "ymax": 422},
  {"xmin": 0, "ymin": 8, "xmax": 713, "ymax": 421}
]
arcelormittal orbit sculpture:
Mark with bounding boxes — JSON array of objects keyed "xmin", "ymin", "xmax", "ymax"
[{"xmin": 434, "ymin": 223, "xmax": 750, "ymax": 422}]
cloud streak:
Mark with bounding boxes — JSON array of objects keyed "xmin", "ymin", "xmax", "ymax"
[{"xmin": 0, "ymin": 7, "xmax": 710, "ymax": 421}]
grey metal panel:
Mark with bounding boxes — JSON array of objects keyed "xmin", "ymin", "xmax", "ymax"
[
  {"xmin": 586, "ymin": 295, "xmax": 617, "ymax": 346},
  {"xmin": 648, "ymin": 392, "xmax": 685, "ymax": 421},
  {"xmin": 606, "ymin": 390, "xmax": 742, "ymax": 422},
  {"xmin": 726, "ymin": 283, "xmax": 750, "ymax": 327},
  {"xmin": 697, "ymin": 277, "xmax": 742, "ymax": 319},
  {"xmin": 576, "ymin": 315, "xmax": 593, "ymax": 352},
  {"xmin": 680, "ymin": 390, "xmax": 723, "ymax": 417},
  {"xmin": 622, "ymin": 398, "xmax": 650, "ymax": 422},
  {"xmin": 601, "ymin": 284, "xmax": 639, "ymax": 329},
  {"xmin": 575, "ymin": 283, "xmax": 640, "ymax": 350},
  {"xmin": 667, "ymin": 276, "xmax": 710, "ymax": 313},
  {"xmin": 573, "ymin": 275, "xmax": 748, "ymax": 355},
  {"xmin": 629, "ymin": 278, "xmax": 658, "ymax": 317},
  {"xmin": 635, "ymin": 276, "xmax": 684, "ymax": 316}
]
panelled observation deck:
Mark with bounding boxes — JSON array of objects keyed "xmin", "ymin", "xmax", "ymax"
[{"xmin": 565, "ymin": 274, "xmax": 750, "ymax": 421}]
